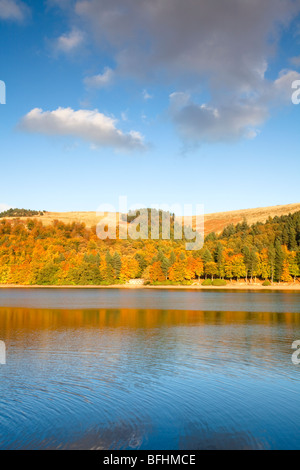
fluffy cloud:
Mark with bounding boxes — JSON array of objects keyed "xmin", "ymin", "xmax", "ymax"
[
  {"xmin": 51, "ymin": 0, "xmax": 300, "ymax": 143},
  {"xmin": 0, "ymin": 0, "xmax": 29, "ymax": 22},
  {"xmin": 84, "ymin": 67, "xmax": 114, "ymax": 88},
  {"xmin": 142, "ymin": 90, "xmax": 153, "ymax": 101},
  {"xmin": 54, "ymin": 29, "xmax": 85, "ymax": 53},
  {"xmin": 169, "ymin": 70, "xmax": 300, "ymax": 143},
  {"xmin": 169, "ymin": 93, "xmax": 267, "ymax": 142},
  {"xmin": 73, "ymin": 0, "xmax": 300, "ymax": 88},
  {"xmin": 269, "ymin": 70, "xmax": 300, "ymax": 103},
  {"xmin": 19, "ymin": 107, "xmax": 146, "ymax": 151}
]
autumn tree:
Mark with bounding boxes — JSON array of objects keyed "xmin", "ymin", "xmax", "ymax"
[
  {"xmin": 168, "ymin": 260, "xmax": 186, "ymax": 283},
  {"xmin": 149, "ymin": 261, "xmax": 166, "ymax": 282},
  {"xmin": 281, "ymin": 260, "xmax": 292, "ymax": 283},
  {"xmin": 205, "ymin": 261, "xmax": 218, "ymax": 280}
]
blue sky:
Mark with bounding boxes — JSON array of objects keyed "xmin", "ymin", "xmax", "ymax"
[{"xmin": 0, "ymin": 0, "xmax": 300, "ymax": 214}]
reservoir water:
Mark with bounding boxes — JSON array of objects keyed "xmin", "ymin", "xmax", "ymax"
[{"xmin": 0, "ymin": 288, "xmax": 299, "ymax": 450}]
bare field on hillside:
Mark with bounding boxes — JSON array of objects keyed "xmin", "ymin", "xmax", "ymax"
[{"xmin": 2, "ymin": 203, "xmax": 300, "ymax": 235}]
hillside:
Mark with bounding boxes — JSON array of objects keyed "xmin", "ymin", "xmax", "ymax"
[
  {"xmin": 203, "ymin": 203, "xmax": 300, "ymax": 234},
  {"xmin": 2, "ymin": 203, "xmax": 300, "ymax": 235},
  {"xmin": 0, "ymin": 207, "xmax": 299, "ymax": 286}
]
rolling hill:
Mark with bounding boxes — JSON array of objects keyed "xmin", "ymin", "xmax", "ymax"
[{"xmin": 2, "ymin": 202, "xmax": 300, "ymax": 235}]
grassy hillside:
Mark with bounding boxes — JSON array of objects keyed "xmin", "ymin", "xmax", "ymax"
[{"xmin": 2, "ymin": 203, "xmax": 300, "ymax": 235}]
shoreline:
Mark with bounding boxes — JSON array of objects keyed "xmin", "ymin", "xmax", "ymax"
[{"xmin": 0, "ymin": 284, "xmax": 299, "ymax": 291}]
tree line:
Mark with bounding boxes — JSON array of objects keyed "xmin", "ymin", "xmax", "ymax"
[
  {"xmin": 0, "ymin": 211, "xmax": 299, "ymax": 285},
  {"xmin": 0, "ymin": 208, "xmax": 45, "ymax": 218}
]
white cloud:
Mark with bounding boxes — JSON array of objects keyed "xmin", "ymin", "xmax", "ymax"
[
  {"xmin": 55, "ymin": 29, "xmax": 85, "ymax": 53},
  {"xmin": 0, "ymin": 0, "xmax": 29, "ymax": 22},
  {"xmin": 0, "ymin": 203, "xmax": 12, "ymax": 212},
  {"xmin": 270, "ymin": 69, "xmax": 300, "ymax": 103},
  {"xmin": 169, "ymin": 70, "xmax": 300, "ymax": 143},
  {"xmin": 51, "ymin": 0, "xmax": 300, "ymax": 144},
  {"xmin": 142, "ymin": 90, "xmax": 153, "ymax": 101},
  {"xmin": 84, "ymin": 67, "xmax": 114, "ymax": 88},
  {"xmin": 169, "ymin": 92, "xmax": 190, "ymax": 109},
  {"xmin": 19, "ymin": 107, "xmax": 146, "ymax": 151},
  {"xmin": 169, "ymin": 93, "xmax": 266, "ymax": 142}
]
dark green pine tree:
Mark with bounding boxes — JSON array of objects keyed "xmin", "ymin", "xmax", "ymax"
[
  {"xmin": 249, "ymin": 249, "xmax": 258, "ymax": 282},
  {"xmin": 240, "ymin": 218, "xmax": 249, "ymax": 232},
  {"xmin": 296, "ymin": 219, "xmax": 300, "ymax": 246},
  {"xmin": 105, "ymin": 251, "xmax": 113, "ymax": 265},
  {"xmin": 214, "ymin": 242, "xmax": 225, "ymax": 278},
  {"xmin": 112, "ymin": 252, "xmax": 122, "ymax": 280},
  {"xmin": 202, "ymin": 248, "xmax": 213, "ymax": 264},
  {"xmin": 242, "ymin": 246, "xmax": 251, "ymax": 282},
  {"xmin": 161, "ymin": 257, "xmax": 171, "ymax": 280},
  {"xmin": 205, "ymin": 232, "xmax": 217, "ymax": 242},
  {"xmin": 268, "ymin": 245, "xmax": 275, "ymax": 283},
  {"xmin": 105, "ymin": 251, "xmax": 115, "ymax": 283},
  {"xmin": 169, "ymin": 251, "xmax": 176, "ymax": 266},
  {"xmin": 157, "ymin": 250, "xmax": 165, "ymax": 262},
  {"xmin": 221, "ymin": 224, "xmax": 235, "ymax": 238},
  {"xmin": 80, "ymin": 263, "xmax": 102, "ymax": 285},
  {"xmin": 134, "ymin": 253, "xmax": 147, "ymax": 277},
  {"xmin": 288, "ymin": 226, "xmax": 297, "ymax": 251},
  {"xmin": 297, "ymin": 251, "xmax": 300, "ymax": 273},
  {"xmin": 201, "ymin": 248, "xmax": 213, "ymax": 278},
  {"xmin": 274, "ymin": 239, "xmax": 284, "ymax": 282},
  {"xmin": 282, "ymin": 226, "xmax": 289, "ymax": 246}
]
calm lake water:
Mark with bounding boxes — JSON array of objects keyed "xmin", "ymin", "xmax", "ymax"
[{"xmin": 0, "ymin": 288, "xmax": 300, "ymax": 450}]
